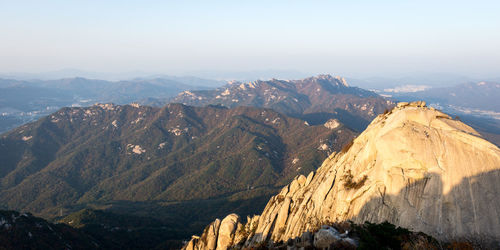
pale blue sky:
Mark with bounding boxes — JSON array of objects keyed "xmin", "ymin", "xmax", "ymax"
[{"xmin": 1, "ymin": 0, "xmax": 499, "ymax": 77}]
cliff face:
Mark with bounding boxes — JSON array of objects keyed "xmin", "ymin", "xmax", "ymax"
[{"xmin": 184, "ymin": 102, "xmax": 500, "ymax": 249}]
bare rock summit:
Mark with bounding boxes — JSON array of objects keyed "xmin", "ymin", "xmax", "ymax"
[{"xmin": 184, "ymin": 101, "xmax": 500, "ymax": 249}]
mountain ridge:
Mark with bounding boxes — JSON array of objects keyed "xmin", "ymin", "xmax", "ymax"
[
  {"xmin": 168, "ymin": 74, "xmax": 393, "ymax": 132},
  {"xmin": 0, "ymin": 76, "xmax": 217, "ymax": 133},
  {"xmin": 0, "ymin": 102, "xmax": 357, "ymax": 240}
]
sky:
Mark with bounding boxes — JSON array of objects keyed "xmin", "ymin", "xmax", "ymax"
[{"xmin": 1, "ymin": 0, "xmax": 499, "ymax": 78}]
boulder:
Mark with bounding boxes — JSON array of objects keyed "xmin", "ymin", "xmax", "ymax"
[
  {"xmin": 203, "ymin": 219, "xmax": 221, "ymax": 250},
  {"xmin": 296, "ymin": 175, "xmax": 307, "ymax": 186},
  {"xmin": 305, "ymin": 171, "xmax": 315, "ymax": 186},
  {"xmin": 397, "ymin": 102, "xmax": 409, "ymax": 108},
  {"xmin": 341, "ymin": 237, "xmax": 358, "ymax": 248},
  {"xmin": 296, "ymin": 231, "xmax": 313, "ymax": 248},
  {"xmin": 313, "ymin": 226, "xmax": 341, "ymax": 248},
  {"xmin": 183, "ymin": 236, "xmax": 200, "ymax": 250},
  {"xmin": 216, "ymin": 214, "xmax": 240, "ymax": 250},
  {"xmin": 409, "ymin": 100, "xmax": 426, "ymax": 107},
  {"xmin": 324, "ymin": 119, "xmax": 340, "ymax": 130}
]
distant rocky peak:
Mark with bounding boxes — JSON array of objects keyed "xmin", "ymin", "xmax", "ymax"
[
  {"xmin": 335, "ymin": 76, "xmax": 349, "ymax": 87},
  {"xmin": 227, "ymin": 80, "xmax": 241, "ymax": 85},
  {"xmin": 312, "ymin": 74, "xmax": 335, "ymax": 80},
  {"xmin": 93, "ymin": 103, "xmax": 118, "ymax": 111},
  {"xmin": 230, "ymin": 80, "xmax": 262, "ymax": 91},
  {"xmin": 303, "ymin": 74, "xmax": 349, "ymax": 87}
]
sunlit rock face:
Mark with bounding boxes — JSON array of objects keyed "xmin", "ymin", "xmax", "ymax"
[{"xmin": 185, "ymin": 101, "xmax": 500, "ymax": 249}]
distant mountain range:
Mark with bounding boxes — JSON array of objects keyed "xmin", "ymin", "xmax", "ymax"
[
  {"xmin": 0, "ymin": 69, "xmax": 227, "ymax": 85},
  {"xmin": 0, "ymin": 77, "xmax": 221, "ymax": 133},
  {"xmin": 347, "ymin": 73, "xmax": 474, "ymax": 89},
  {"xmin": 386, "ymin": 81, "xmax": 499, "ymax": 113},
  {"xmin": 0, "ymin": 103, "xmax": 357, "ymax": 240},
  {"xmin": 166, "ymin": 74, "xmax": 393, "ymax": 132},
  {"xmin": 381, "ymin": 81, "xmax": 500, "ymax": 146}
]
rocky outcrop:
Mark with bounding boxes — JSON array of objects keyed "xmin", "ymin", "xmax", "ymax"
[
  {"xmin": 183, "ymin": 214, "xmax": 244, "ymax": 250},
  {"xmin": 313, "ymin": 226, "xmax": 341, "ymax": 248},
  {"xmin": 324, "ymin": 119, "xmax": 341, "ymax": 130},
  {"xmin": 185, "ymin": 101, "xmax": 500, "ymax": 249},
  {"xmin": 217, "ymin": 214, "xmax": 241, "ymax": 250}
]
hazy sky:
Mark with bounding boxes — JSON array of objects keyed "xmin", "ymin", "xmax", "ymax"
[{"xmin": 1, "ymin": 0, "xmax": 499, "ymax": 78}]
